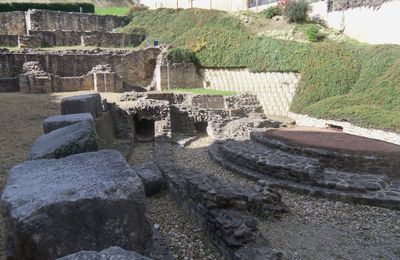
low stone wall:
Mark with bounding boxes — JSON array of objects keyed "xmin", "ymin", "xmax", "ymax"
[
  {"xmin": 26, "ymin": 9, "xmax": 128, "ymax": 32},
  {"xmin": 289, "ymin": 112, "xmax": 400, "ymax": 145},
  {"xmin": 0, "ymin": 77, "xmax": 19, "ymax": 92},
  {"xmin": 0, "ymin": 35, "xmax": 18, "ymax": 47},
  {"xmin": 203, "ymin": 68, "xmax": 300, "ymax": 116},
  {"xmin": 27, "ymin": 30, "xmax": 142, "ymax": 48},
  {"xmin": 0, "ymin": 48, "xmax": 160, "ymax": 92},
  {"xmin": 0, "ymin": 11, "xmax": 26, "ymax": 35}
]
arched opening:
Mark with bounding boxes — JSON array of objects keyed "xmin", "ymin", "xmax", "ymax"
[
  {"xmin": 135, "ymin": 116, "xmax": 155, "ymax": 142},
  {"xmin": 194, "ymin": 121, "xmax": 208, "ymax": 136}
]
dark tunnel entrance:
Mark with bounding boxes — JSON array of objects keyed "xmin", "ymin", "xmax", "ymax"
[
  {"xmin": 194, "ymin": 121, "xmax": 208, "ymax": 136},
  {"xmin": 135, "ymin": 117, "xmax": 155, "ymax": 142}
]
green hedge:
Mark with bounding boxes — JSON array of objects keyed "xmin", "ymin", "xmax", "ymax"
[{"xmin": 0, "ymin": 2, "xmax": 95, "ymax": 13}]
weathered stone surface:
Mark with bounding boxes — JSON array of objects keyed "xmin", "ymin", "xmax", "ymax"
[
  {"xmin": 28, "ymin": 121, "xmax": 98, "ymax": 160},
  {"xmin": 209, "ymin": 136, "xmax": 400, "ymax": 210},
  {"xmin": 154, "ymin": 140, "xmax": 286, "ymax": 259},
  {"xmin": 43, "ymin": 113, "xmax": 94, "ymax": 134},
  {"xmin": 132, "ymin": 161, "xmax": 166, "ymax": 196},
  {"xmin": 1, "ymin": 150, "xmax": 153, "ymax": 260},
  {"xmin": 57, "ymin": 247, "xmax": 153, "ymax": 260},
  {"xmin": 61, "ymin": 93, "xmax": 102, "ymax": 118}
]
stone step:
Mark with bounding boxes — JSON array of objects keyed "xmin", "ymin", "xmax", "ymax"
[
  {"xmin": 250, "ymin": 131, "xmax": 400, "ymax": 176},
  {"xmin": 209, "ymin": 140, "xmax": 400, "ymax": 210}
]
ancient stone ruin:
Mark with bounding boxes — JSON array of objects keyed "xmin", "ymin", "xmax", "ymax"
[{"xmin": 1, "ymin": 7, "xmax": 400, "ymax": 260}]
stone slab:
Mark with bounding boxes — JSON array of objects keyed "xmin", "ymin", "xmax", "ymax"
[
  {"xmin": 43, "ymin": 113, "xmax": 94, "ymax": 134},
  {"xmin": 28, "ymin": 121, "xmax": 98, "ymax": 160},
  {"xmin": 1, "ymin": 150, "xmax": 152, "ymax": 260},
  {"xmin": 61, "ymin": 93, "xmax": 102, "ymax": 118},
  {"xmin": 57, "ymin": 247, "xmax": 153, "ymax": 260},
  {"xmin": 132, "ymin": 161, "xmax": 166, "ymax": 197}
]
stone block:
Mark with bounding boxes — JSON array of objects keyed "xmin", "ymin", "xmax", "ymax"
[
  {"xmin": 57, "ymin": 247, "xmax": 152, "ymax": 260},
  {"xmin": 132, "ymin": 161, "xmax": 166, "ymax": 197},
  {"xmin": 1, "ymin": 150, "xmax": 152, "ymax": 260},
  {"xmin": 43, "ymin": 113, "xmax": 94, "ymax": 134},
  {"xmin": 28, "ymin": 121, "xmax": 98, "ymax": 160},
  {"xmin": 61, "ymin": 93, "xmax": 102, "ymax": 118}
]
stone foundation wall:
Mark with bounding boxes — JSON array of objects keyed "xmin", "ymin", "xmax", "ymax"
[
  {"xmin": 158, "ymin": 63, "xmax": 203, "ymax": 90},
  {"xmin": 0, "ymin": 35, "xmax": 18, "ymax": 47},
  {"xmin": 203, "ymin": 68, "xmax": 300, "ymax": 116},
  {"xmin": 0, "ymin": 77, "xmax": 19, "ymax": 92},
  {"xmin": 27, "ymin": 30, "xmax": 142, "ymax": 48},
  {"xmin": 26, "ymin": 9, "xmax": 128, "ymax": 32},
  {"xmin": 0, "ymin": 11, "xmax": 26, "ymax": 35},
  {"xmin": 0, "ymin": 48, "xmax": 160, "ymax": 92},
  {"xmin": 289, "ymin": 112, "xmax": 400, "ymax": 145}
]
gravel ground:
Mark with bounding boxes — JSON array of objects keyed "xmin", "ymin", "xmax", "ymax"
[{"xmin": 174, "ymin": 136, "xmax": 400, "ymax": 260}]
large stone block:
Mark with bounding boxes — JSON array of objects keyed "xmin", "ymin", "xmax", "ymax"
[
  {"xmin": 1, "ymin": 150, "xmax": 153, "ymax": 260},
  {"xmin": 28, "ymin": 121, "xmax": 98, "ymax": 160},
  {"xmin": 61, "ymin": 93, "xmax": 102, "ymax": 118},
  {"xmin": 43, "ymin": 113, "xmax": 94, "ymax": 134},
  {"xmin": 132, "ymin": 161, "xmax": 166, "ymax": 197},
  {"xmin": 57, "ymin": 247, "xmax": 153, "ymax": 260}
]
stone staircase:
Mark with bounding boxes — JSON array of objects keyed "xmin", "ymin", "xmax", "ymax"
[{"xmin": 209, "ymin": 131, "xmax": 400, "ymax": 210}]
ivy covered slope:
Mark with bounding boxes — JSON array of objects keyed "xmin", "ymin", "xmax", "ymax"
[{"xmin": 122, "ymin": 8, "xmax": 400, "ymax": 133}]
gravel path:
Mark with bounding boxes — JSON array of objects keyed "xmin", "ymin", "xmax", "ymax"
[
  {"xmin": 174, "ymin": 136, "xmax": 400, "ymax": 260},
  {"xmin": 128, "ymin": 141, "xmax": 220, "ymax": 260}
]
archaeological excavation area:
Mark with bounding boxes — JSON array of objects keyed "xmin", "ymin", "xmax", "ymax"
[{"xmin": 0, "ymin": 6, "xmax": 399, "ymax": 260}]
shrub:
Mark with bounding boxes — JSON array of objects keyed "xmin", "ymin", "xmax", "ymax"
[
  {"xmin": 0, "ymin": 2, "xmax": 95, "ymax": 13},
  {"xmin": 262, "ymin": 6, "xmax": 281, "ymax": 19},
  {"xmin": 306, "ymin": 24, "xmax": 323, "ymax": 42},
  {"xmin": 167, "ymin": 48, "xmax": 199, "ymax": 66},
  {"xmin": 282, "ymin": 0, "xmax": 311, "ymax": 23}
]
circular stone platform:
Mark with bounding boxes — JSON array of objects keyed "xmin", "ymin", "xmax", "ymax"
[{"xmin": 264, "ymin": 127, "xmax": 400, "ymax": 157}]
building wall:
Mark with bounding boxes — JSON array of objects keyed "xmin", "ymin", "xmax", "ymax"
[
  {"xmin": 310, "ymin": 1, "xmax": 400, "ymax": 45},
  {"xmin": 202, "ymin": 68, "xmax": 300, "ymax": 116},
  {"xmin": 139, "ymin": 0, "xmax": 248, "ymax": 12}
]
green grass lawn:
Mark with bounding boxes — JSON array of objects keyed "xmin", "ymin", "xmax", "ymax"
[
  {"xmin": 95, "ymin": 7, "xmax": 130, "ymax": 16},
  {"xmin": 166, "ymin": 88, "xmax": 237, "ymax": 96}
]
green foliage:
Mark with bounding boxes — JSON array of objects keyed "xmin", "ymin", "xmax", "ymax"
[
  {"xmin": 95, "ymin": 7, "xmax": 130, "ymax": 16},
  {"xmin": 122, "ymin": 8, "xmax": 400, "ymax": 133},
  {"xmin": 305, "ymin": 24, "xmax": 323, "ymax": 42},
  {"xmin": 167, "ymin": 48, "xmax": 200, "ymax": 66},
  {"xmin": 283, "ymin": 0, "xmax": 310, "ymax": 23},
  {"xmin": 0, "ymin": 2, "xmax": 95, "ymax": 13},
  {"xmin": 262, "ymin": 6, "xmax": 281, "ymax": 19}
]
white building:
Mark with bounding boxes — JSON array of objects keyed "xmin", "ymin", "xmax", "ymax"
[{"xmin": 137, "ymin": 0, "xmax": 250, "ymax": 12}]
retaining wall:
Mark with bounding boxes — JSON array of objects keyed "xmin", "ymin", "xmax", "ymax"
[
  {"xmin": 310, "ymin": 1, "xmax": 400, "ymax": 45},
  {"xmin": 158, "ymin": 63, "xmax": 203, "ymax": 90},
  {"xmin": 289, "ymin": 112, "xmax": 400, "ymax": 145},
  {"xmin": 202, "ymin": 68, "xmax": 300, "ymax": 116},
  {"xmin": 0, "ymin": 35, "xmax": 18, "ymax": 47},
  {"xmin": 0, "ymin": 11, "xmax": 26, "ymax": 35}
]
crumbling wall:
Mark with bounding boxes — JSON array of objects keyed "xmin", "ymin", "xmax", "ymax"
[
  {"xmin": 0, "ymin": 48, "xmax": 160, "ymax": 92},
  {"xmin": 158, "ymin": 62, "xmax": 203, "ymax": 90},
  {"xmin": 0, "ymin": 11, "xmax": 26, "ymax": 35},
  {"xmin": 26, "ymin": 9, "xmax": 128, "ymax": 32},
  {"xmin": 0, "ymin": 35, "xmax": 18, "ymax": 47}
]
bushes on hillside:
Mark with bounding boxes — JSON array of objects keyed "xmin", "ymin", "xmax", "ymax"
[
  {"xmin": 281, "ymin": 0, "xmax": 311, "ymax": 23},
  {"xmin": 262, "ymin": 6, "xmax": 281, "ymax": 19},
  {"xmin": 167, "ymin": 48, "xmax": 200, "ymax": 66},
  {"xmin": 0, "ymin": 2, "xmax": 95, "ymax": 13},
  {"xmin": 306, "ymin": 24, "xmax": 323, "ymax": 42}
]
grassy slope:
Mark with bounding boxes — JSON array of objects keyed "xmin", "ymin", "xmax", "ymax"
[
  {"xmin": 95, "ymin": 7, "xmax": 130, "ymax": 16},
  {"xmin": 123, "ymin": 8, "xmax": 400, "ymax": 133}
]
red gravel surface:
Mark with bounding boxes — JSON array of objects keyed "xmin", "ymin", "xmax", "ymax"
[{"xmin": 264, "ymin": 127, "xmax": 400, "ymax": 156}]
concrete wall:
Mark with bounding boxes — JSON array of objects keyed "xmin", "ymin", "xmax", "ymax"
[
  {"xmin": 0, "ymin": 11, "xmax": 26, "ymax": 35},
  {"xmin": 289, "ymin": 112, "xmax": 400, "ymax": 145},
  {"xmin": 139, "ymin": 0, "xmax": 248, "ymax": 12},
  {"xmin": 202, "ymin": 68, "xmax": 299, "ymax": 116},
  {"xmin": 310, "ymin": 1, "xmax": 400, "ymax": 44},
  {"xmin": 0, "ymin": 48, "xmax": 160, "ymax": 92}
]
